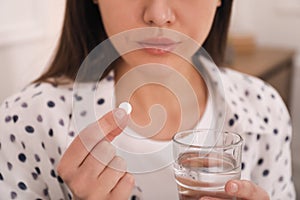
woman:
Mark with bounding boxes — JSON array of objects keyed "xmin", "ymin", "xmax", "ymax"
[{"xmin": 0, "ymin": 0, "xmax": 295, "ymax": 199}]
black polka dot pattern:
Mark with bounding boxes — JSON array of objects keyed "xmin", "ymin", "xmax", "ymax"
[
  {"xmin": 50, "ymin": 169, "xmax": 56, "ymax": 178},
  {"xmin": 32, "ymin": 91, "xmax": 42, "ymax": 98},
  {"xmin": 263, "ymin": 169, "xmax": 270, "ymax": 177},
  {"xmin": 256, "ymin": 134, "xmax": 261, "ymax": 140},
  {"xmin": 68, "ymin": 131, "xmax": 75, "ymax": 137},
  {"xmin": 37, "ymin": 115, "xmax": 43, "ymax": 122},
  {"xmin": 18, "ymin": 182, "xmax": 27, "ymax": 190},
  {"xmin": 74, "ymin": 94, "xmax": 82, "ymax": 101},
  {"xmin": 12, "ymin": 115, "xmax": 18, "ymax": 123},
  {"xmin": 7, "ymin": 162, "xmax": 12, "ymax": 171},
  {"xmin": 35, "ymin": 167, "xmax": 41, "ymax": 175},
  {"xmin": 43, "ymin": 188, "xmax": 49, "ymax": 196},
  {"xmin": 228, "ymin": 119, "xmax": 235, "ymax": 126},
  {"xmin": 50, "ymin": 158, "xmax": 55, "ymax": 165},
  {"xmin": 97, "ymin": 98, "xmax": 105, "ymax": 105},
  {"xmin": 21, "ymin": 141, "xmax": 26, "ymax": 149},
  {"xmin": 57, "ymin": 176, "xmax": 64, "ymax": 184},
  {"xmin": 243, "ymin": 145, "xmax": 248, "ymax": 152},
  {"xmin": 0, "ymin": 68, "xmax": 295, "ymax": 199},
  {"xmin": 257, "ymin": 158, "xmax": 264, "ymax": 166},
  {"xmin": 32, "ymin": 172, "xmax": 38, "ymax": 180},
  {"xmin": 68, "ymin": 193, "xmax": 72, "ymax": 200},
  {"xmin": 18, "ymin": 153, "xmax": 27, "ymax": 162},
  {"xmin": 5, "ymin": 116, "xmax": 11, "ymax": 123},
  {"xmin": 11, "ymin": 191, "xmax": 17, "ymax": 199},
  {"xmin": 48, "ymin": 129, "xmax": 54, "ymax": 137},
  {"xmin": 34, "ymin": 154, "xmax": 41, "ymax": 162},
  {"xmin": 241, "ymin": 162, "xmax": 245, "ymax": 170},
  {"xmin": 10, "ymin": 134, "xmax": 16, "ymax": 142},
  {"xmin": 58, "ymin": 147, "xmax": 62, "ymax": 155},
  {"xmin": 21, "ymin": 102, "xmax": 28, "ymax": 108},
  {"xmin": 59, "ymin": 119, "xmax": 64, "ymax": 126},
  {"xmin": 279, "ymin": 176, "xmax": 284, "ymax": 182},
  {"xmin": 266, "ymin": 144, "xmax": 270, "ymax": 151},
  {"xmin": 47, "ymin": 101, "xmax": 55, "ymax": 108},
  {"xmin": 60, "ymin": 96, "xmax": 66, "ymax": 102},
  {"xmin": 41, "ymin": 142, "xmax": 45, "ymax": 149},
  {"xmin": 25, "ymin": 126, "xmax": 34, "ymax": 134}
]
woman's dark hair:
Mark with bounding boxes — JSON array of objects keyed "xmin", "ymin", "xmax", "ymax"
[{"xmin": 35, "ymin": 0, "xmax": 233, "ymax": 83}]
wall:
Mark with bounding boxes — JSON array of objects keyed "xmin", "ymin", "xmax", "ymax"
[
  {"xmin": 0, "ymin": 0, "xmax": 65, "ymax": 102},
  {"xmin": 230, "ymin": 0, "xmax": 300, "ymax": 196}
]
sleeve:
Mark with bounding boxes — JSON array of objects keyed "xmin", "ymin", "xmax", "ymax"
[
  {"xmin": 0, "ymin": 94, "xmax": 70, "ymax": 199},
  {"xmin": 249, "ymin": 85, "xmax": 296, "ymax": 199}
]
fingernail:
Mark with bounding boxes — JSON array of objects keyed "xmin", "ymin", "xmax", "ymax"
[
  {"xmin": 125, "ymin": 173, "xmax": 135, "ymax": 184},
  {"xmin": 229, "ymin": 182, "xmax": 239, "ymax": 193},
  {"xmin": 113, "ymin": 108, "xmax": 127, "ymax": 122}
]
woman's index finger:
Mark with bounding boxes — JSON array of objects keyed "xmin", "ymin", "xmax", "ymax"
[{"xmin": 58, "ymin": 108, "xmax": 129, "ymax": 170}]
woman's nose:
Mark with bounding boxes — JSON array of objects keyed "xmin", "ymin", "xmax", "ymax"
[{"xmin": 143, "ymin": 0, "xmax": 175, "ymax": 26}]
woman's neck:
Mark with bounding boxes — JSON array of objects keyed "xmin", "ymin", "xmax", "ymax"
[{"xmin": 114, "ymin": 60, "xmax": 208, "ymax": 141}]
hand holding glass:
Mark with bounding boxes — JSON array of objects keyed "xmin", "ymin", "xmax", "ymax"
[{"xmin": 172, "ymin": 130, "xmax": 243, "ymax": 200}]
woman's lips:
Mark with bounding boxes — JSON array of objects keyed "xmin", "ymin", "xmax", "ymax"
[{"xmin": 137, "ymin": 37, "xmax": 180, "ymax": 55}]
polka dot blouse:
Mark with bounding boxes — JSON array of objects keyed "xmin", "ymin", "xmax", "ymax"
[{"xmin": 0, "ymin": 68, "xmax": 296, "ymax": 199}]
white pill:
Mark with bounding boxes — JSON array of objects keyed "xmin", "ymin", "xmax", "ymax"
[{"xmin": 118, "ymin": 102, "xmax": 132, "ymax": 114}]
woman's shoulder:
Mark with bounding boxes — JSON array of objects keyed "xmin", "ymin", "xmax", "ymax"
[
  {"xmin": 220, "ymin": 67, "xmax": 269, "ymax": 90},
  {"xmin": 220, "ymin": 67, "xmax": 288, "ymax": 111},
  {"xmin": 220, "ymin": 67, "xmax": 291, "ymax": 134},
  {"xmin": 0, "ymin": 82, "xmax": 74, "ymax": 123}
]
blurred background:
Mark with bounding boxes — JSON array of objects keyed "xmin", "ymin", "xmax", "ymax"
[{"xmin": 0, "ymin": 0, "xmax": 299, "ymax": 196}]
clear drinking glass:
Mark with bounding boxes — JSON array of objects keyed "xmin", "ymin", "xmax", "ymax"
[{"xmin": 172, "ymin": 129, "xmax": 243, "ymax": 200}]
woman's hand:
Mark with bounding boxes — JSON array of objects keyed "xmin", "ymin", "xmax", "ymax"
[
  {"xmin": 200, "ymin": 180, "xmax": 270, "ymax": 200},
  {"xmin": 57, "ymin": 108, "xmax": 134, "ymax": 200}
]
